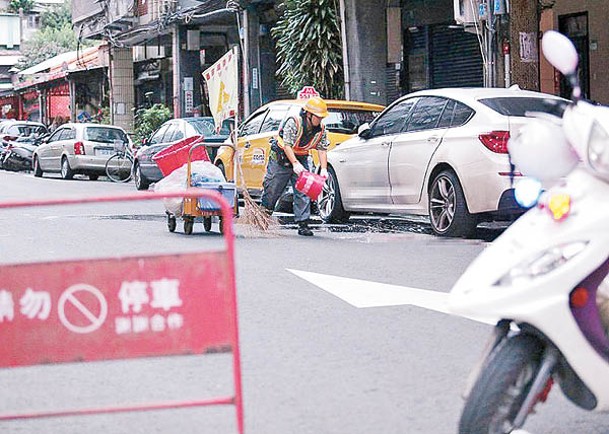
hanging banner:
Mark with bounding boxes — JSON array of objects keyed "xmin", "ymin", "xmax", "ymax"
[{"xmin": 203, "ymin": 47, "xmax": 239, "ymax": 131}]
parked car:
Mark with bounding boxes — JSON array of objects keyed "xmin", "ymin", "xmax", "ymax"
[
  {"xmin": 214, "ymin": 99, "xmax": 385, "ymax": 198},
  {"xmin": 132, "ymin": 117, "xmax": 231, "ymax": 190},
  {"xmin": 2, "ymin": 132, "xmax": 49, "ymax": 172},
  {"xmin": 32, "ymin": 123, "xmax": 131, "ymax": 180},
  {"xmin": 318, "ymin": 87, "xmax": 568, "ymax": 237},
  {"xmin": 0, "ymin": 120, "xmax": 47, "ymax": 168}
]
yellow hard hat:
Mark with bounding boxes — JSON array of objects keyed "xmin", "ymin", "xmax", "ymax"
[{"xmin": 302, "ymin": 97, "xmax": 329, "ymax": 118}]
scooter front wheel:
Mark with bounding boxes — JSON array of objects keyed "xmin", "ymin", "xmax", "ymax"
[{"xmin": 458, "ymin": 334, "xmax": 544, "ymax": 434}]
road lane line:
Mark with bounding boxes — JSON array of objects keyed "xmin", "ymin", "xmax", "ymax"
[{"xmin": 287, "ymin": 269, "xmax": 495, "ymax": 325}]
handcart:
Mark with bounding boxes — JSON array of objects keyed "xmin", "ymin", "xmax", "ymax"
[{"xmin": 154, "ymin": 137, "xmax": 237, "ymax": 235}]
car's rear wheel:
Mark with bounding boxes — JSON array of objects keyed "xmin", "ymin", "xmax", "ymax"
[
  {"xmin": 61, "ymin": 156, "xmax": 74, "ymax": 180},
  {"xmin": 318, "ymin": 167, "xmax": 350, "ymax": 223},
  {"xmin": 133, "ymin": 162, "xmax": 150, "ymax": 190},
  {"xmin": 429, "ymin": 170, "xmax": 477, "ymax": 237},
  {"xmin": 33, "ymin": 156, "xmax": 43, "ymax": 177}
]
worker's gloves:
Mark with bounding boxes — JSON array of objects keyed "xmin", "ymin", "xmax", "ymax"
[
  {"xmin": 293, "ymin": 162, "xmax": 305, "ymax": 175},
  {"xmin": 319, "ymin": 168, "xmax": 328, "ymax": 179}
]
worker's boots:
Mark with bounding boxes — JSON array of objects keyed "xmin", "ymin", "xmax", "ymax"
[{"xmin": 297, "ymin": 221, "xmax": 313, "ymax": 236}]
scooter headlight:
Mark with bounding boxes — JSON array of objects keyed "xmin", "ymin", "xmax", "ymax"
[
  {"xmin": 587, "ymin": 120, "xmax": 609, "ymax": 181},
  {"xmin": 495, "ymin": 241, "xmax": 588, "ymax": 287}
]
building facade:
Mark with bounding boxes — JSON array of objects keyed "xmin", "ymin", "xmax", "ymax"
[{"xmin": 63, "ymin": 0, "xmax": 609, "ymax": 133}]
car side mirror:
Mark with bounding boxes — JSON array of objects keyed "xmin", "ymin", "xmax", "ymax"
[{"xmin": 358, "ymin": 123, "xmax": 371, "ymax": 139}]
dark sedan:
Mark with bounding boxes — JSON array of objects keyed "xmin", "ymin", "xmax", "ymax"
[{"xmin": 132, "ymin": 117, "xmax": 232, "ymax": 190}]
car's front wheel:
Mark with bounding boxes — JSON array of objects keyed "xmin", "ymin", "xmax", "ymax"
[
  {"xmin": 133, "ymin": 162, "xmax": 150, "ymax": 190},
  {"xmin": 318, "ymin": 167, "xmax": 350, "ymax": 223},
  {"xmin": 429, "ymin": 170, "xmax": 477, "ymax": 237}
]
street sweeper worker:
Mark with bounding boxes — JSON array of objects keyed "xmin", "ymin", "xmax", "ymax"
[{"xmin": 261, "ymin": 96, "xmax": 330, "ymax": 236}]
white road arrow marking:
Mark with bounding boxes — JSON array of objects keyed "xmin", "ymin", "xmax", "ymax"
[{"xmin": 287, "ymin": 269, "xmax": 495, "ymax": 325}]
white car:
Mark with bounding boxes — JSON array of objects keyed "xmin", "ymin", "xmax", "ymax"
[
  {"xmin": 32, "ymin": 123, "xmax": 131, "ymax": 180},
  {"xmin": 318, "ymin": 87, "xmax": 567, "ymax": 237}
]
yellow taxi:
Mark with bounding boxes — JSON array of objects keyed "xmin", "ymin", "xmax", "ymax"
[{"xmin": 214, "ymin": 99, "xmax": 384, "ymax": 197}]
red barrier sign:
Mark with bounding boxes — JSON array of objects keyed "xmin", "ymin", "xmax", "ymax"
[
  {"xmin": 0, "ymin": 251, "xmax": 233, "ymax": 367},
  {"xmin": 0, "ymin": 190, "xmax": 243, "ymax": 433}
]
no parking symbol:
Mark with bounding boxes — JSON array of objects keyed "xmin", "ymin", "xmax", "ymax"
[{"xmin": 58, "ymin": 284, "xmax": 108, "ymax": 334}]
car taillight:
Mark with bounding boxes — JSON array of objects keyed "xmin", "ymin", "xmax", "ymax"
[
  {"xmin": 479, "ymin": 131, "xmax": 510, "ymax": 154},
  {"xmin": 74, "ymin": 142, "xmax": 85, "ymax": 155}
]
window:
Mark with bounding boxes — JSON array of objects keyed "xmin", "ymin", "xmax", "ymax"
[
  {"xmin": 369, "ymin": 99, "xmax": 416, "ymax": 137},
  {"xmin": 63, "ymin": 129, "xmax": 76, "ymax": 140},
  {"xmin": 7, "ymin": 124, "xmax": 47, "ymax": 137},
  {"xmin": 478, "ymin": 97, "xmax": 567, "ymax": 118},
  {"xmin": 406, "ymin": 97, "xmax": 448, "ymax": 132},
  {"xmin": 239, "ymin": 111, "xmax": 266, "ymax": 137},
  {"xmin": 259, "ymin": 108, "xmax": 289, "ymax": 133},
  {"xmin": 324, "ymin": 109, "xmax": 381, "ymax": 134},
  {"xmin": 172, "ymin": 128, "xmax": 185, "ymax": 141},
  {"xmin": 190, "ymin": 119, "xmax": 217, "ymax": 136},
  {"xmin": 85, "ymin": 127, "xmax": 127, "ymax": 143},
  {"xmin": 149, "ymin": 124, "xmax": 169, "ymax": 145},
  {"xmin": 161, "ymin": 124, "xmax": 179, "ymax": 142},
  {"xmin": 437, "ymin": 100, "xmax": 456, "ymax": 129},
  {"xmin": 437, "ymin": 100, "xmax": 474, "ymax": 128},
  {"xmin": 47, "ymin": 129, "xmax": 64, "ymax": 143},
  {"xmin": 451, "ymin": 102, "xmax": 475, "ymax": 127}
]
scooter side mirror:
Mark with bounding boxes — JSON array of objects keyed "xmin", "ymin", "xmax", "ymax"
[{"xmin": 542, "ymin": 30, "xmax": 579, "ymax": 77}]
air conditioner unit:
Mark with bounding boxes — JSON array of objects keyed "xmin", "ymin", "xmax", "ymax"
[
  {"xmin": 158, "ymin": 0, "xmax": 177, "ymax": 17},
  {"xmin": 454, "ymin": 0, "xmax": 482, "ymax": 26}
]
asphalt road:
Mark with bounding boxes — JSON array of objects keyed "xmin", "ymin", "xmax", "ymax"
[{"xmin": 0, "ymin": 170, "xmax": 607, "ymax": 434}]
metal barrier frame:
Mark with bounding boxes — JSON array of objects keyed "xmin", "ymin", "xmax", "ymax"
[{"xmin": 0, "ymin": 189, "xmax": 243, "ymax": 434}]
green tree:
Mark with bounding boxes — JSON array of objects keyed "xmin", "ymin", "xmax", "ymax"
[
  {"xmin": 17, "ymin": 0, "xmax": 91, "ymax": 70},
  {"xmin": 272, "ymin": 0, "xmax": 344, "ymax": 99},
  {"xmin": 40, "ymin": 0, "xmax": 73, "ymax": 28},
  {"xmin": 133, "ymin": 104, "xmax": 173, "ymax": 145},
  {"xmin": 8, "ymin": 0, "xmax": 34, "ymax": 13},
  {"xmin": 18, "ymin": 23, "xmax": 81, "ymax": 69}
]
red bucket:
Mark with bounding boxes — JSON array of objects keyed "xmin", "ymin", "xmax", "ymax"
[
  {"xmin": 295, "ymin": 171, "xmax": 326, "ymax": 200},
  {"xmin": 152, "ymin": 136, "xmax": 210, "ymax": 176}
]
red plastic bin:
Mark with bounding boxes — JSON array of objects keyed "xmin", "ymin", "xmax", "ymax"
[{"xmin": 152, "ymin": 135, "xmax": 211, "ymax": 176}]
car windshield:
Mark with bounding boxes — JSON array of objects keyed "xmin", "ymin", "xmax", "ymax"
[
  {"xmin": 478, "ymin": 97, "xmax": 567, "ymax": 117},
  {"xmin": 7, "ymin": 124, "xmax": 47, "ymax": 136},
  {"xmin": 85, "ymin": 127, "xmax": 128, "ymax": 143},
  {"xmin": 190, "ymin": 118, "xmax": 232, "ymax": 136},
  {"xmin": 323, "ymin": 109, "xmax": 382, "ymax": 134}
]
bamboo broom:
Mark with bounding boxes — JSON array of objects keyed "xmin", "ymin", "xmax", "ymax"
[{"xmin": 232, "ymin": 136, "xmax": 276, "ymax": 231}]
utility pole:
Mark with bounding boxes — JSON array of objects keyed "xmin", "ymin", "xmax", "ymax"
[{"xmin": 485, "ymin": 0, "xmax": 496, "ymax": 87}]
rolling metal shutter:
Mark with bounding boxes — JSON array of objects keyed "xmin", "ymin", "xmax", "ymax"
[{"xmin": 430, "ymin": 25, "xmax": 483, "ymax": 88}]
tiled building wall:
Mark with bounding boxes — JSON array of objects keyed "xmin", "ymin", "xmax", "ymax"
[{"xmin": 110, "ymin": 47, "xmax": 135, "ymax": 132}]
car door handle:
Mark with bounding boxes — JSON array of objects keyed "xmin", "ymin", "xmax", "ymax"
[
  {"xmin": 244, "ymin": 142, "xmax": 251, "ymax": 149},
  {"xmin": 381, "ymin": 142, "xmax": 391, "ymax": 147},
  {"xmin": 427, "ymin": 136, "xmax": 440, "ymax": 143}
]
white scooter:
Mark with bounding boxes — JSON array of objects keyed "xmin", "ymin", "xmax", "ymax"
[{"xmin": 449, "ymin": 30, "xmax": 609, "ymax": 434}]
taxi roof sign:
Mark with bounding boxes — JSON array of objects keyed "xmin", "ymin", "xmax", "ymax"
[{"xmin": 297, "ymin": 86, "xmax": 320, "ymax": 100}]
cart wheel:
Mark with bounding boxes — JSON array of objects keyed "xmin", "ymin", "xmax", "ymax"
[
  {"xmin": 219, "ymin": 216, "xmax": 224, "ymax": 234},
  {"xmin": 203, "ymin": 217, "xmax": 212, "ymax": 232},
  {"xmin": 184, "ymin": 218, "xmax": 194, "ymax": 235},
  {"xmin": 167, "ymin": 215, "xmax": 176, "ymax": 232}
]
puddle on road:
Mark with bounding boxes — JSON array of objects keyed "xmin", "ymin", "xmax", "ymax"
[{"xmin": 94, "ymin": 213, "xmax": 505, "ymax": 242}]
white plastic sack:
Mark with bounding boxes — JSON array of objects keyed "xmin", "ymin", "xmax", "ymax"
[{"xmin": 154, "ymin": 161, "xmax": 226, "ymax": 216}]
